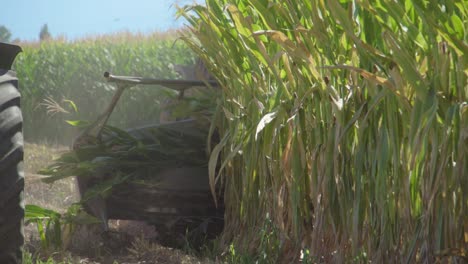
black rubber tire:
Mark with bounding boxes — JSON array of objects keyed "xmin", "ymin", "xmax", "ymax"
[{"xmin": 0, "ymin": 70, "xmax": 24, "ymax": 264}]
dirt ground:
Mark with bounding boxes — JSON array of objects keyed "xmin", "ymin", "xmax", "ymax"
[{"xmin": 24, "ymin": 142, "xmax": 215, "ymax": 264}]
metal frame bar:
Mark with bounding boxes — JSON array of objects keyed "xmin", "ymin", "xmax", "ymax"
[
  {"xmin": 73, "ymin": 72, "xmax": 219, "ymax": 148},
  {"xmin": 104, "ymin": 71, "xmax": 219, "ymax": 91}
]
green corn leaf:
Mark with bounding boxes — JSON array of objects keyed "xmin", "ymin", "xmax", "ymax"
[{"xmin": 208, "ymin": 132, "xmax": 230, "ymax": 207}]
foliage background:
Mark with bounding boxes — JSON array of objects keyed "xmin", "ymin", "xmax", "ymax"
[{"xmin": 13, "ymin": 32, "xmax": 195, "ymax": 144}]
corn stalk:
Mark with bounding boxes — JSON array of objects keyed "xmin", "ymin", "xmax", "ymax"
[{"xmin": 179, "ymin": 0, "xmax": 467, "ymax": 262}]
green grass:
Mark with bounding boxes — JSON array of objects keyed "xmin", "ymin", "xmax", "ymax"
[{"xmin": 23, "ymin": 252, "xmax": 63, "ymax": 264}]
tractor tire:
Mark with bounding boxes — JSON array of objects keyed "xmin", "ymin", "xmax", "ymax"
[{"xmin": 0, "ymin": 69, "xmax": 24, "ymax": 264}]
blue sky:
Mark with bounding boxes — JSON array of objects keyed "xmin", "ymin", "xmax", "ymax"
[{"xmin": 1, "ymin": 0, "xmax": 201, "ymax": 41}]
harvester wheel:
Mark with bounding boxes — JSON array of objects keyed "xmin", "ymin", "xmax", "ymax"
[{"xmin": 0, "ymin": 70, "xmax": 24, "ymax": 264}]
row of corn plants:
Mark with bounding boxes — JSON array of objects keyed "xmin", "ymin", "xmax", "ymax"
[
  {"xmin": 13, "ymin": 32, "xmax": 196, "ymax": 143},
  {"xmin": 180, "ymin": 0, "xmax": 467, "ymax": 262}
]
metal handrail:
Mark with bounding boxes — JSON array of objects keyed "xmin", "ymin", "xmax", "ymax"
[{"xmin": 104, "ymin": 71, "xmax": 219, "ymax": 91}]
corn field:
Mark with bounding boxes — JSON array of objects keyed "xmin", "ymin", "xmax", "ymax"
[
  {"xmin": 180, "ymin": 0, "xmax": 467, "ymax": 262},
  {"xmin": 13, "ymin": 32, "xmax": 195, "ymax": 143}
]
